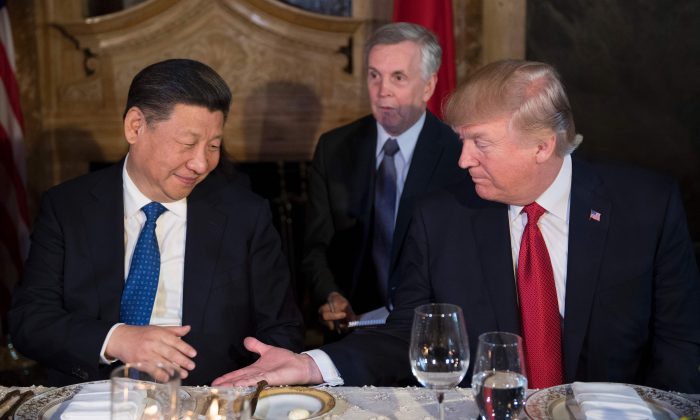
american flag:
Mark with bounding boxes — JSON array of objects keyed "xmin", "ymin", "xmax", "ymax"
[
  {"xmin": 589, "ymin": 209, "xmax": 601, "ymax": 222},
  {"xmin": 0, "ymin": 0, "xmax": 29, "ymax": 328}
]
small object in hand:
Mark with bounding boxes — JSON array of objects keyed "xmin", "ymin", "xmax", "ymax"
[{"xmin": 288, "ymin": 408, "xmax": 311, "ymax": 420}]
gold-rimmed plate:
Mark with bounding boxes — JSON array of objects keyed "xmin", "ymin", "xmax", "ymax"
[
  {"xmin": 253, "ymin": 387, "xmax": 335, "ymax": 420},
  {"xmin": 524, "ymin": 383, "xmax": 700, "ymax": 420},
  {"xmin": 12, "ymin": 380, "xmax": 195, "ymax": 419}
]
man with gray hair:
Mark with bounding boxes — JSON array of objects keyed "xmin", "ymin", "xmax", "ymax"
[
  {"xmin": 303, "ymin": 22, "xmax": 464, "ymax": 336},
  {"xmin": 215, "ymin": 59, "xmax": 700, "ymax": 393}
]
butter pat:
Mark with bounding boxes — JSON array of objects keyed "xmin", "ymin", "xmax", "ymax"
[{"xmin": 288, "ymin": 408, "xmax": 311, "ymax": 420}]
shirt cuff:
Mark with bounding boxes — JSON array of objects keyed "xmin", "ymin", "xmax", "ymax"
[
  {"xmin": 303, "ymin": 349, "xmax": 344, "ymax": 386},
  {"xmin": 100, "ymin": 323, "xmax": 124, "ymax": 364}
]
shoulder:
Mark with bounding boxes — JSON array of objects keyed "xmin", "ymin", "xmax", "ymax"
[
  {"xmin": 574, "ymin": 156, "xmax": 678, "ymax": 199},
  {"xmin": 191, "ymin": 168, "xmax": 269, "ymax": 213},
  {"xmin": 317, "ymin": 114, "xmax": 376, "ymax": 146},
  {"xmin": 43, "ymin": 162, "xmax": 122, "ymax": 202}
]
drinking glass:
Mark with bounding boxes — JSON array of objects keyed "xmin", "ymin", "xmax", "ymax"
[
  {"xmin": 194, "ymin": 387, "xmax": 253, "ymax": 420},
  {"xmin": 471, "ymin": 332, "xmax": 528, "ymax": 420},
  {"xmin": 409, "ymin": 303, "xmax": 470, "ymax": 420},
  {"xmin": 111, "ymin": 362, "xmax": 180, "ymax": 420}
]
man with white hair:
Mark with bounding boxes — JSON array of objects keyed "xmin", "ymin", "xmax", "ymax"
[
  {"xmin": 304, "ymin": 22, "xmax": 464, "ymax": 336},
  {"xmin": 215, "ymin": 60, "xmax": 700, "ymax": 393}
]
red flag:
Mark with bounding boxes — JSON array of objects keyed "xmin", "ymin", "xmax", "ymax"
[
  {"xmin": 393, "ymin": 0, "xmax": 456, "ymax": 119},
  {"xmin": 0, "ymin": 0, "xmax": 30, "ymax": 326}
]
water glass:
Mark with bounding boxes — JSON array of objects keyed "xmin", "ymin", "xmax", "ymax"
[
  {"xmin": 471, "ymin": 332, "xmax": 528, "ymax": 420},
  {"xmin": 409, "ymin": 303, "xmax": 470, "ymax": 420},
  {"xmin": 111, "ymin": 362, "xmax": 180, "ymax": 420}
]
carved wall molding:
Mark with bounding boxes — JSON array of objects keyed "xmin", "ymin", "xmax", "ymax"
[{"xmin": 12, "ymin": 0, "xmax": 525, "ymax": 198}]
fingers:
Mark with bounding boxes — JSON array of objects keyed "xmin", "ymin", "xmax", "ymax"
[
  {"xmin": 243, "ymin": 337, "xmax": 269, "ymax": 356},
  {"xmin": 212, "ymin": 369, "xmax": 262, "ymax": 387},
  {"xmin": 108, "ymin": 325, "xmax": 197, "ymax": 378}
]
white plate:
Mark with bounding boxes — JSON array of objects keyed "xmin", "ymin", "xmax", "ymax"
[
  {"xmin": 253, "ymin": 387, "xmax": 335, "ymax": 420},
  {"xmin": 525, "ymin": 383, "xmax": 700, "ymax": 419},
  {"xmin": 13, "ymin": 380, "xmax": 195, "ymax": 419}
]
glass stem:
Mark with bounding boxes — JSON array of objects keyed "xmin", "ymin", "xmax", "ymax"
[{"xmin": 436, "ymin": 390, "xmax": 445, "ymax": 420}]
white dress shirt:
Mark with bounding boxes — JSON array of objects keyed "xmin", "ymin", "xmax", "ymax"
[
  {"xmin": 99, "ymin": 155, "xmax": 187, "ymax": 363},
  {"xmin": 308, "ymin": 155, "xmax": 573, "ymax": 385}
]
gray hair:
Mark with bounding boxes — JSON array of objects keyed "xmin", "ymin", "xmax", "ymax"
[
  {"xmin": 444, "ymin": 59, "xmax": 582, "ymax": 156},
  {"xmin": 364, "ymin": 22, "xmax": 442, "ymax": 81}
]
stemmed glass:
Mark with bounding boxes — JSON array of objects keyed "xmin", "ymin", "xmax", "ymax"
[
  {"xmin": 409, "ymin": 303, "xmax": 470, "ymax": 420},
  {"xmin": 471, "ymin": 332, "xmax": 528, "ymax": 420}
]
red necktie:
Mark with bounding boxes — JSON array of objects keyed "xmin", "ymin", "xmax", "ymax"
[{"xmin": 517, "ymin": 202, "xmax": 564, "ymax": 388}]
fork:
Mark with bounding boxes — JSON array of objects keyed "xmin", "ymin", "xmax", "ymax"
[{"xmin": 0, "ymin": 390, "xmax": 35, "ymax": 420}]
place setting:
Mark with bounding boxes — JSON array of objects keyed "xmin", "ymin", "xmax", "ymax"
[{"xmin": 7, "ymin": 359, "xmax": 338, "ymax": 420}]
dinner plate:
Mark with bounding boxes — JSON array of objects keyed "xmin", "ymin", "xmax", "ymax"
[
  {"xmin": 253, "ymin": 387, "xmax": 335, "ymax": 420},
  {"xmin": 12, "ymin": 380, "xmax": 195, "ymax": 419},
  {"xmin": 525, "ymin": 383, "xmax": 700, "ymax": 420}
]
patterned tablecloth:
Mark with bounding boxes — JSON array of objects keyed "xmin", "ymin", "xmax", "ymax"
[{"xmin": 0, "ymin": 384, "xmax": 698, "ymax": 419}]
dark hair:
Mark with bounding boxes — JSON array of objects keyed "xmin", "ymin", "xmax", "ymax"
[{"xmin": 123, "ymin": 58, "xmax": 232, "ymax": 124}]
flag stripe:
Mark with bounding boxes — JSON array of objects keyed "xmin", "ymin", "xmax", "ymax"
[
  {"xmin": 0, "ymin": 124, "xmax": 28, "ymax": 225},
  {"xmin": 0, "ymin": 0, "xmax": 29, "ymax": 320}
]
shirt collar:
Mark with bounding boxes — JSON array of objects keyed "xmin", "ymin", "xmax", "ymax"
[
  {"xmin": 376, "ymin": 111, "xmax": 426, "ymax": 163},
  {"xmin": 509, "ymin": 154, "xmax": 572, "ymax": 222},
  {"xmin": 122, "ymin": 154, "xmax": 187, "ymax": 219}
]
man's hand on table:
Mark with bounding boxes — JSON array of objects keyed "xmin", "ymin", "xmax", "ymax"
[
  {"xmin": 106, "ymin": 324, "xmax": 197, "ymax": 379},
  {"xmin": 212, "ymin": 337, "xmax": 323, "ymax": 386}
]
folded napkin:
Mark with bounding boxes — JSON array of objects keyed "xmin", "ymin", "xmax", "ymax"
[
  {"xmin": 571, "ymin": 382, "xmax": 653, "ymax": 420},
  {"xmin": 60, "ymin": 382, "xmax": 146, "ymax": 420}
]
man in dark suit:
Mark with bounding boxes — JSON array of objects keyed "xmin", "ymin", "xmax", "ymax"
[
  {"xmin": 305, "ymin": 22, "xmax": 464, "ymax": 332},
  {"xmin": 213, "ymin": 60, "xmax": 700, "ymax": 393},
  {"xmin": 9, "ymin": 59, "xmax": 303, "ymax": 386}
]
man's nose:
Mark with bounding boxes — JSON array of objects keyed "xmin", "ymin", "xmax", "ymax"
[
  {"xmin": 458, "ymin": 140, "xmax": 478, "ymax": 169},
  {"xmin": 187, "ymin": 145, "xmax": 208, "ymax": 174}
]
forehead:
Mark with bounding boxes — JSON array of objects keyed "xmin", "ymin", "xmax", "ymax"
[
  {"xmin": 368, "ymin": 41, "xmax": 422, "ymax": 70},
  {"xmin": 457, "ymin": 117, "xmax": 512, "ymax": 138}
]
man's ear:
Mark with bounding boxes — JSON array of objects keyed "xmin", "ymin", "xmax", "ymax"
[
  {"xmin": 535, "ymin": 133, "xmax": 557, "ymax": 163},
  {"xmin": 124, "ymin": 107, "xmax": 146, "ymax": 145}
]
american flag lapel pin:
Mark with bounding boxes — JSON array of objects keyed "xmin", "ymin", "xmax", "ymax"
[{"xmin": 589, "ymin": 209, "xmax": 602, "ymax": 222}]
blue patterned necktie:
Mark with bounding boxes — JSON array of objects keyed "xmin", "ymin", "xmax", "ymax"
[
  {"xmin": 120, "ymin": 202, "xmax": 167, "ymax": 325},
  {"xmin": 372, "ymin": 138, "xmax": 400, "ymax": 306}
]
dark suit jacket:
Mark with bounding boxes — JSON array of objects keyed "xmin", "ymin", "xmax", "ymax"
[
  {"xmin": 9, "ymin": 162, "xmax": 304, "ymax": 386},
  {"xmin": 302, "ymin": 112, "xmax": 466, "ymax": 311},
  {"xmin": 323, "ymin": 157, "xmax": 700, "ymax": 393}
]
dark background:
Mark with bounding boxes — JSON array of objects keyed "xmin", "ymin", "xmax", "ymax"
[{"xmin": 527, "ymin": 0, "xmax": 700, "ymax": 253}]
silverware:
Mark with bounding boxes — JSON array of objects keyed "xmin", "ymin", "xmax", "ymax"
[
  {"xmin": 249, "ymin": 380, "xmax": 268, "ymax": 416},
  {"xmin": 0, "ymin": 390, "xmax": 20, "ymax": 410},
  {"xmin": 0, "ymin": 390, "xmax": 35, "ymax": 420}
]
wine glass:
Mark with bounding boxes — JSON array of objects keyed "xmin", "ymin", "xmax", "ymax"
[
  {"xmin": 409, "ymin": 303, "xmax": 470, "ymax": 420},
  {"xmin": 111, "ymin": 362, "xmax": 180, "ymax": 420},
  {"xmin": 471, "ymin": 332, "xmax": 528, "ymax": 420}
]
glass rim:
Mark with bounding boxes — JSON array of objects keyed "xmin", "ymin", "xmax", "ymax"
[
  {"xmin": 110, "ymin": 361, "xmax": 181, "ymax": 380},
  {"xmin": 477, "ymin": 331, "xmax": 522, "ymax": 346},
  {"xmin": 413, "ymin": 302, "xmax": 463, "ymax": 317}
]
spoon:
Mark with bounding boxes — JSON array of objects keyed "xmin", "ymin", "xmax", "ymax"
[{"xmin": 249, "ymin": 379, "xmax": 268, "ymax": 416}]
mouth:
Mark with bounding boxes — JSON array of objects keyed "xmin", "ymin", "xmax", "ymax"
[{"xmin": 175, "ymin": 174, "xmax": 199, "ymax": 186}]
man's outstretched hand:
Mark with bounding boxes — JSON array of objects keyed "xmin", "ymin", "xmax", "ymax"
[{"xmin": 212, "ymin": 337, "xmax": 324, "ymax": 386}]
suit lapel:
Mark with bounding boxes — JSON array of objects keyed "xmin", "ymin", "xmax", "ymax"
[
  {"xmin": 85, "ymin": 163, "xmax": 126, "ymax": 323},
  {"xmin": 181, "ymin": 174, "xmax": 227, "ymax": 330},
  {"xmin": 471, "ymin": 199, "xmax": 521, "ymax": 333},
  {"xmin": 562, "ymin": 158, "xmax": 611, "ymax": 381},
  {"xmin": 392, "ymin": 113, "xmax": 445, "ymax": 268},
  {"xmin": 349, "ymin": 121, "xmax": 378, "ymax": 295}
]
